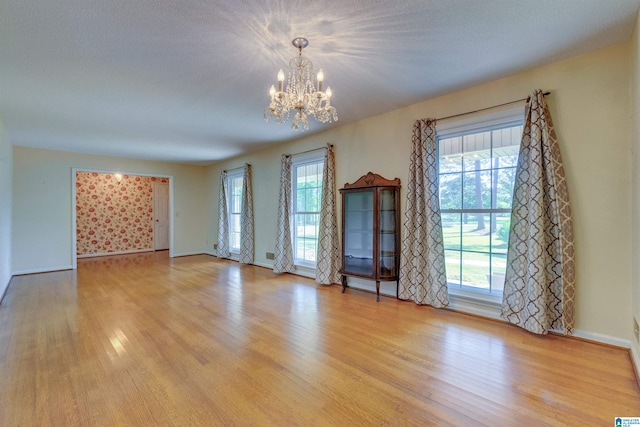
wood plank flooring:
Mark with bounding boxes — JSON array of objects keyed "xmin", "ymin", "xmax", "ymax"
[{"xmin": 0, "ymin": 252, "xmax": 638, "ymax": 426}]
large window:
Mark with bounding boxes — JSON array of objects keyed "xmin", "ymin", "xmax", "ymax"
[
  {"xmin": 227, "ymin": 173, "xmax": 243, "ymax": 253},
  {"xmin": 438, "ymin": 116, "xmax": 522, "ymax": 295},
  {"xmin": 292, "ymin": 157, "xmax": 324, "ymax": 266}
]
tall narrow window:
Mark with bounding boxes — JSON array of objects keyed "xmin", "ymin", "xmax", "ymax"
[
  {"xmin": 292, "ymin": 156, "xmax": 324, "ymax": 266},
  {"xmin": 438, "ymin": 115, "xmax": 522, "ymax": 295},
  {"xmin": 227, "ymin": 173, "xmax": 243, "ymax": 253}
]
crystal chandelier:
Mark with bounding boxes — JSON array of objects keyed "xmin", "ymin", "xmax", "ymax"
[{"xmin": 264, "ymin": 37, "xmax": 338, "ymax": 131}]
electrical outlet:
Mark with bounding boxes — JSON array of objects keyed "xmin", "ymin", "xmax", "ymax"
[
  {"xmin": 213, "ymin": 243, "xmax": 218, "ymax": 250},
  {"xmin": 634, "ymin": 317, "xmax": 639, "ymax": 344},
  {"xmin": 266, "ymin": 252, "xmax": 275, "ymax": 260}
]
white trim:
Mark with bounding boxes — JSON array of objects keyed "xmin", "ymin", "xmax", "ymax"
[
  {"xmin": 249, "ymin": 260, "xmax": 318, "ymax": 279},
  {"xmin": 447, "ymin": 292, "xmax": 503, "ymax": 320},
  {"xmin": 293, "ymin": 264, "xmax": 316, "ymax": 279},
  {"xmin": 207, "ymin": 257, "xmax": 272, "ymax": 270},
  {"xmin": 294, "ymin": 260, "xmax": 317, "ymax": 269},
  {"xmin": 631, "ymin": 342, "xmax": 640, "ymax": 383},
  {"xmin": 444, "ymin": 292, "xmax": 632, "ymax": 348},
  {"xmin": 252, "ymin": 261, "xmax": 273, "ymax": 270},
  {"xmin": 436, "ymin": 105, "xmax": 523, "ymax": 137},
  {"xmin": 169, "ymin": 178, "xmax": 175, "ymax": 259},
  {"xmin": 448, "ymin": 286, "xmax": 502, "ymax": 304},
  {"xmin": 437, "ymin": 107, "xmax": 522, "ymax": 320},
  {"xmin": 13, "ymin": 265, "xmax": 74, "ymax": 276},
  {"xmin": 444, "ymin": 294, "xmax": 631, "ymax": 347},
  {"xmin": 253, "ymin": 261, "xmax": 320, "ymax": 280},
  {"xmin": 0, "ymin": 274, "xmax": 13, "ymax": 304},
  {"xmin": 77, "ymin": 248, "xmax": 153, "ymax": 258},
  {"xmin": 291, "ymin": 155, "xmax": 324, "ymax": 267},
  {"xmin": 173, "ymin": 251, "xmax": 205, "ymax": 258},
  {"xmin": 71, "ymin": 168, "xmax": 175, "ymax": 270},
  {"xmin": 571, "ymin": 329, "xmax": 631, "ymax": 349},
  {"xmin": 291, "ymin": 150, "xmax": 325, "ymax": 164},
  {"xmin": 226, "ymin": 171, "xmax": 244, "ymax": 253},
  {"xmin": 71, "ymin": 169, "xmax": 77, "ymax": 269},
  {"xmin": 228, "ymin": 253, "xmax": 240, "ymax": 262},
  {"xmin": 203, "ymin": 251, "xmax": 217, "ymax": 257}
]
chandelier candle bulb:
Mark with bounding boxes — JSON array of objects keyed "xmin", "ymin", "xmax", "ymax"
[
  {"xmin": 277, "ymin": 69, "xmax": 285, "ymax": 92},
  {"xmin": 264, "ymin": 37, "xmax": 338, "ymax": 131}
]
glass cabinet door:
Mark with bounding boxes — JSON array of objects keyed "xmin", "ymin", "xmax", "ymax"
[
  {"xmin": 343, "ymin": 190, "xmax": 374, "ymax": 276},
  {"xmin": 379, "ymin": 189, "xmax": 397, "ymax": 278}
]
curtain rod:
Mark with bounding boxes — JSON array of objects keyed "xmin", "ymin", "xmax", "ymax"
[
  {"xmin": 288, "ymin": 144, "xmax": 333, "ymax": 157},
  {"xmin": 436, "ymin": 91, "xmax": 551, "ymax": 122},
  {"xmin": 223, "ymin": 163, "xmax": 248, "ymax": 173}
]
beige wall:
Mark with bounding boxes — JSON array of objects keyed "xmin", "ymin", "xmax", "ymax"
[
  {"xmin": 12, "ymin": 147, "xmax": 207, "ymax": 273},
  {"xmin": 207, "ymin": 43, "xmax": 633, "ymax": 342},
  {"xmin": 0, "ymin": 118, "xmax": 12, "ymax": 299},
  {"xmin": 631, "ymin": 9, "xmax": 640, "ymax": 361}
]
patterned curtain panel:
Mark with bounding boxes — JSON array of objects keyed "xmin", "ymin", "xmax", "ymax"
[
  {"xmin": 316, "ymin": 144, "xmax": 341, "ymax": 285},
  {"xmin": 239, "ymin": 164, "xmax": 254, "ymax": 264},
  {"xmin": 273, "ymin": 155, "xmax": 294, "ymax": 273},
  {"xmin": 398, "ymin": 119, "xmax": 449, "ymax": 307},
  {"xmin": 501, "ymin": 89, "xmax": 575, "ymax": 335},
  {"xmin": 217, "ymin": 170, "xmax": 231, "ymax": 259}
]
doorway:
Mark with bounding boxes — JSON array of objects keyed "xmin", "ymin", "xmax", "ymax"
[
  {"xmin": 72, "ymin": 169, "xmax": 174, "ymax": 269},
  {"xmin": 153, "ymin": 181, "xmax": 170, "ymax": 250}
]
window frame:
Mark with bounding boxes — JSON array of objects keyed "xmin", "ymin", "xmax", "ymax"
[
  {"xmin": 226, "ymin": 171, "xmax": 243, "ymax": 254},
  {"xmin": 436, "ymin": 106, "xmax": 523, "ymax": 302},
  {"xmin": 291, "ymin": 153, "xmax": 324, "ymax": 268}
]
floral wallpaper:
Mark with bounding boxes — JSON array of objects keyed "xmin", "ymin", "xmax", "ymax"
[{"xmin": 76, "ymin": 172, "xmax": 168, "ymax": 256}]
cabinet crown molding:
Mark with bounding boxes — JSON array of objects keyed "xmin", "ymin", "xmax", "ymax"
[{"xmin": 341, "ymin": 172, "xmax": 401, "ymax": 190}]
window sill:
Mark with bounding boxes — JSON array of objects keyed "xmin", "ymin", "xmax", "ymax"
[{"xmin": 447, "ymin": 287, "xmax": 502, "ymax": 320}]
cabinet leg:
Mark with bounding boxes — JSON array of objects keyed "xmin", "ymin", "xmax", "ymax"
[
  {"xmin": 376, "ymin": 281, "xmax": 380, "ymax": 302},
  {"xmin": 341, "ymin": 275, "xmax": 347, "ymax": 293}
]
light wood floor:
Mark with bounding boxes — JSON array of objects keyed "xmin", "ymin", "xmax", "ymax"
[{"xmin": 0, "ymin": 252, "xmax": 638, "ymax": 426}]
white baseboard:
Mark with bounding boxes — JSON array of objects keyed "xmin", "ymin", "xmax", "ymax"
[
  {"xmin": 445, "ymin": 295, "xmax": 630, "ymax": 348},
  {"xmin": 251, "ymin": 261, "xmax": 320, "ymax": 282},
  {"xmin": 252, "ymin": 261, "xmax": 273, "ymax": 270},
  {"xmin": 631, "ymin": 342, "xmax": 640, "ymax": 383},
  {"xmin": 173, "ymin": 251, "xmax": 206, "ymax": 258},
  {"xmin": 206, "ymin": 257, "xmax": 273, "ymax": 270},
  {"xmin": 12, "ymin": 265, "xmax": 74, "ymax": 276},
  {"xmin": 0, "ymin": 274, "xmax": 12, "ymax": 304},
  {"xmin": 571, "ymin": 329, "xmax": 631, "ymax": 348},
  {"xmin": 77, "ymin": 248, "xmax": 153, "ymax": 259},
  {"xmin": 216, "ymin": 258, "xmax": 332, "ymax": 283}
]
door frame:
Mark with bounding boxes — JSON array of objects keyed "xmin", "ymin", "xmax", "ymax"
[{"xmin": 71, "ymin": 168, "xmax": 175, "ymax": 269}]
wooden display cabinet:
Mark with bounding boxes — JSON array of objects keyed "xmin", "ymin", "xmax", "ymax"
[{"xmin": 339, "ymin": 172, "xmax": 401, "ymax": 301}]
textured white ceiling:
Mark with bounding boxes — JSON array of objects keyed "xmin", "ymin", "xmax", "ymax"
[{"xmin": 1, "ymin": 0, "xmax": 639, "ymax": 165}]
